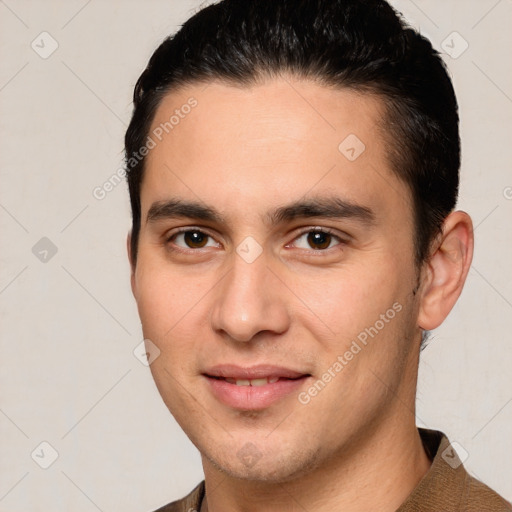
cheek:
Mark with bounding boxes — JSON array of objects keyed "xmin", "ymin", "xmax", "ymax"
[
  {"xmin": 136, "ymin": 265, "xmax": 207, "ymax": 408},
  {"xmin": 292, "ymin": 260, "xmax": 408, "ymax": 343},
  {"xmin": 134, "ymin": 272, "xmax": 179, "ymax": 338},
  {"xmin": 133, "ymin": 256, "xmax": 216, "ymax": 384},
  {"xmin": 133, "ymin": 249, "xmax": 211, "ymax": 334}
]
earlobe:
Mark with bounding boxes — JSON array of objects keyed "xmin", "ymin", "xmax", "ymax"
[{"xmin": 417, "ymin": 211, "xmax": 474, "ymax": 330}]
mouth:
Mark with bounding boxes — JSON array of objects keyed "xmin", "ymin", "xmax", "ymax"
[
  {"xmin": 208, "ymin": 375, "xmax": 305, "ymax": 386},
  {"xmin": 202, "ymin": 364, "xmax": 312, "ymax": 410}
]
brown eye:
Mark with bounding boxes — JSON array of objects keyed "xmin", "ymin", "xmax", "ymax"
[
  {"xmin": 289, "ymin": 229, "xmax": 343, "ymax": 252},
  {"xmin": 183, "ymin": 230, "xmax": 209, "ymax": 248},
  {"xmin": 307, "ymin": 231, "xmax": 333, "ymax": 250},
  {"xmin": 170, "ymin": 230, "xmax": 217, "ymax": 250}
]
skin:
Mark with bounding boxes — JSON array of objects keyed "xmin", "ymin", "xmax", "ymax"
[{"xmin": 128, "ymin": 76, "xmax": 473, "ymax": 512}]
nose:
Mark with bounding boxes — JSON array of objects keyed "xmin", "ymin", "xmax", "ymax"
[{"xmin": 210, "ymin": 250, "xmax": 290, "ymax": 343}]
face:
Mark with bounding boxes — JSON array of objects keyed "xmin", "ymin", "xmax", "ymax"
[{"xmin": 130, "ymin": 77, "xmax": 423, "ymax": 482}]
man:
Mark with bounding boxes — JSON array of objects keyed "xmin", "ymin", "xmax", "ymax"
[{"xmin": 124, "ymin": 0, "xmax": 511, "ymax": 510}]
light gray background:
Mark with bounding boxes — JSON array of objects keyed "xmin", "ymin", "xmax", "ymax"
[{"xmin": 1, "ymin": 0, "xmax": 511, "ymax": 510}]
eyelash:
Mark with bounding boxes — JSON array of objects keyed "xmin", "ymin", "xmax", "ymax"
[{"xmin": 165, "ymin": 227, "xmax": 347, "ymax": 254}]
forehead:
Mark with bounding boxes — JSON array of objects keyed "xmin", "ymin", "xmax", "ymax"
[{"xmin": 141, "ymin": 77, "xmax": 408, "ymax": 221}]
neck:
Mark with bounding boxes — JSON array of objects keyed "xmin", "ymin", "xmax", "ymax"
[{"xmin": 200, "ymin": 419, "xmax": 431, "ymax": 512}]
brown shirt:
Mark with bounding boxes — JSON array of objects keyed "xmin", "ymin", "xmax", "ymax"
[{"xmin": 153, "ymin": 429, "xmax": 511, "ymax": 512}]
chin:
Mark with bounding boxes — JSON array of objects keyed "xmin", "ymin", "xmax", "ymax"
[{"xmin": 201, "ymin": 439, "xmax": 324, "ymax": 484}]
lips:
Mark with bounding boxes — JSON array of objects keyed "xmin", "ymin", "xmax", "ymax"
[
  {"xmin": 204, "ymin": 364, "xmax": 308, "ymax": 380},
  {"xmin": 203, "ymin": 364, "xmax": 311, "ymax": 410}
]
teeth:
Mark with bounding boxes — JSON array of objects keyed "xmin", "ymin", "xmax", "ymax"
[
  {"xmin": 224, "ymin": 377, "xmax": 280, "ymax": 386},
  {"xmin": 250, "ymin": 378, "xmax": 268, "ymax": 387}
]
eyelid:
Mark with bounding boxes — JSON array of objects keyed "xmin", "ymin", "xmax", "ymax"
[
  {"xmin": 166, "ymin": 226, "xmax": 212, "ymax": 240},
  {"xmin": 165, "ymin": 226, "xmax": 222, "ymax": 248},
  {"xmin": 287, "ymin": 226, "xmax": 349, "ymax": 248}
]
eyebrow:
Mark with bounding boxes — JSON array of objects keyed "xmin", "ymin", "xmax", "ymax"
[
  {"xmin": 147, "ymin": 199, "xmax": 223, "ymax": 224},
  {"xmin": 146, "ymin": 196, "xmax": 375, "ymax": 226},
  {"xmin": 268, "ymin": 196, "xmax": 375, "ymax": 225}
]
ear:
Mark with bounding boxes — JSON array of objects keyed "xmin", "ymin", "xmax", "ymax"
[
  {"xmin": 127, "ymin": 231, "xmax": 137, "ymax": 299},
  {"xmin": 417, "ymin": 211, "xmax": 474, "ymax": 330}
]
